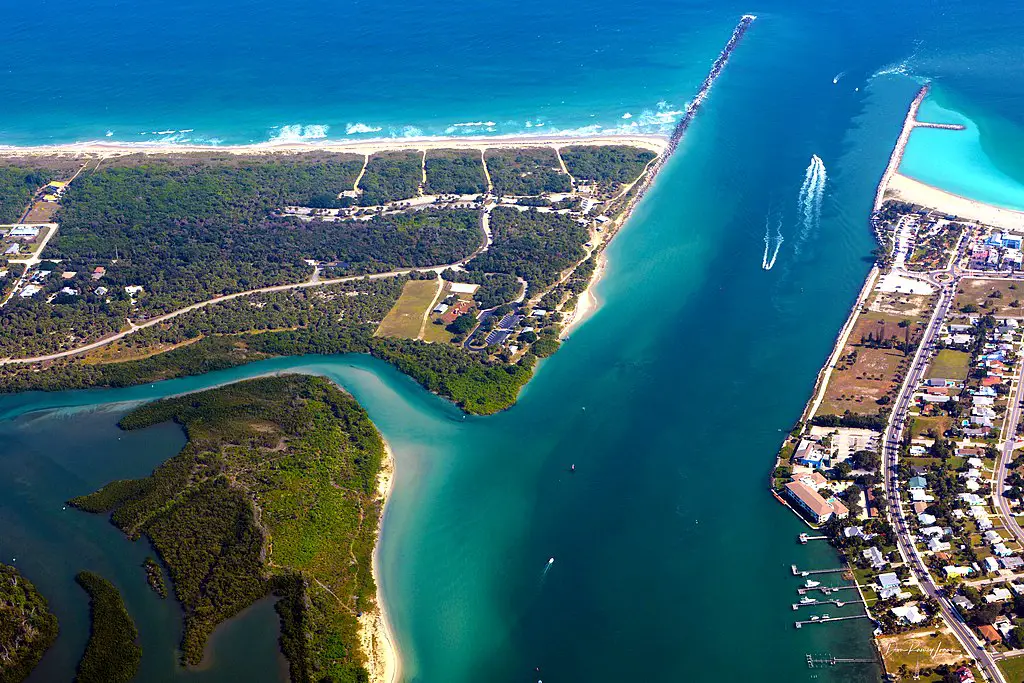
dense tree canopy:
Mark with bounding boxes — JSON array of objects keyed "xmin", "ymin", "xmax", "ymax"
[
  {"xmin": 484, "ymin": 148, "xmax": 571, "ymax": 196},
  {"xmin": 357, "ymin": 151, "xmax": 422, "ymax": 206},
  {"xmin": 424, "ymin": 150, "xmax": 488, "ymax": 195},
  {"xmin": 70, "ymin": 376, "xmax": 386, "ymax": 681},
  {"xmin": 0, "ymin": 564, "xmax": 58, "ymax": 683},
  {"xmin": 73, "ymin": 571, "xmax": 141, "ymax": 683},
  {"xmin": 467, "ymin": 207, "xmax": 588, "ymax": 295}
]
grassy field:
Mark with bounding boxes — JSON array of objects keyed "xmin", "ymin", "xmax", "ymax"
[
  {"xmin": 999, "ymin": 654, "xmax": 1024, "ymax": 683},
  {"xmin": 375, "ymin": 279, "xmax": 440, "ymax": 339},
  {"xmin": 876, "ymin": 627, "xmax": 972, "ymax": 680},
  {"xmin": 927, "ymin": 349, "xmax": 971, "ymax": 380},
  {"xmin": 956, "ymin": 278, "xmax": 1024, "ymax": 318},
  {"xmin": 819, "ymin": 346, "xmax": 911, "ymax": 415},
  {"xmin": 909, "ymin": 416, "xmax": 954, "ymax": 439}
]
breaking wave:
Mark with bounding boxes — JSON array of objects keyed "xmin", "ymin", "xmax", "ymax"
[
  {"xmin": 268, "ymin": 124, "xmax": 329, "ymax": 142},
  {"xmin": 345, "ymin": 122, "xmax": 382, "ymax": 135}
]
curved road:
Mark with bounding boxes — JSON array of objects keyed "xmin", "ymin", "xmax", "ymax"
[{"xmin": 0, "ymin": 213, "xmax": 496, "ymax": 366}]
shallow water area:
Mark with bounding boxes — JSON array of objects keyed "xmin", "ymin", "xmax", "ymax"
[{"xmin": 900, "ymin": 86, "xmax": 1024, "ymax": 211}]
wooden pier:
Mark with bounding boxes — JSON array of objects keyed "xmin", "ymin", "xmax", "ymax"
[
  {"xmin": 793, "ymin": 598, "xmax": 849, "ymax": 610},
  {"xmin": 806, "ymin": 654, "xmax": 877, "ymax": 668},
  {"xmin": 798, "ymin": 533, "xmax": 828, "ymax": 544},
  {"xmin": 797, "ymin": 584, "xmax": 859, "ymax": 595},
  {"xmin": 792, "ymin": 564, "xmax": 848, "ymax": 576},
  {"xmin": 795, "ymin": 614, "xmax": 869, "ymax": 629}
]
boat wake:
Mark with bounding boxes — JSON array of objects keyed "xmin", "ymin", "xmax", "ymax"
[
  {"xmin": 762, "ymin": 214, "xmax": 783, "ymax": 271},
  {"xmin": 794, "ymin": 154, "xmax": 826, "ymax": 254}
]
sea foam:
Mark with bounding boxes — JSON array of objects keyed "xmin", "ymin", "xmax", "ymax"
[
  {"xmin": 269, "ymin": 124, "xmax": 330, "ymax": 142},
  {"xmin": 346, "ymin": 122, "xmax": 383, "ymax": 135}
]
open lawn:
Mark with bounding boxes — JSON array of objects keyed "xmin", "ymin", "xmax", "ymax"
[
  {"xmin": 956, "ymin": 278, "xmax": 1024, "ymax": 318},
  {"xmin": 909, "ymin": 416, "xmax": 954, "ymax": 439},
  {"xmin": 375, "ymin": 279, "xmax": 441, "ymax": 339},
  {"xmin": 999, "ymin": 654, "xmax": 1024, "ymax": 683},
  {"xmin": 23, "ymin": 201, "xmax": 59, "ymax": 222},
  {"xmin": 876, "ymin": 628, "xmax": 972, "ymax": 680},
  {"xmin": 928, "ymin": 349, "xmax": 971, "ymax": 380}
]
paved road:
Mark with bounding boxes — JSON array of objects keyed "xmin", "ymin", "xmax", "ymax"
[
  {"xmin": 995, "ymin": 353, "xmax": 1024, "ymax": 544},
  {"xmin": 0, "ymin": 265, "xmax": 451, "ymax": 365},
  {"xmin": 1, "ymin": 206, "xmax": 498, "ymax": 365},
  {"xmin": 880, "ymin": 275, "xmax": 1005, "ymax": 682}
]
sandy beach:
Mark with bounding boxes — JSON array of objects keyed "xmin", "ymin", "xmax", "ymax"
[
  {"xmin": 886, "ymin": 172, "xmax": 1024, "ymax": 231},
  {"xmin": 359, "ymin": 441, "xmax": 400, "ymax": 683},
  {"xmin": 560, "ymin": 253, "xmax": 604, "ymax": 339},
  {"xmin": 0, "ymin": 133, "xmax": 668, "ymax": 159}
]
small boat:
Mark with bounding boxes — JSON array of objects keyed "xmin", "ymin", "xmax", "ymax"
[
  {"xmin": 822, "ymin": 614, "xmax": 831, "ymax": 619},
  {"xmin": 810, "ymin": 616, "xmax": 820, "ymax": 621},
  {"xmin": 800, "ymin": 597, "xmax": 815, "ymax": 605},
  {"xmin": 804, "ymin": 580, "xmax": 821, "ymax": 588}
]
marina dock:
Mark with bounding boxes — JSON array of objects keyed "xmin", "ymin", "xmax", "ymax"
[
  {"xmin": 797, "ymin": 584, "xmax": 859, "ymax": 595},
  {"xmin": 795, "ymin": 614, "xmax": 869, "ymax": 629},
  {"xmin": 791, "ymin": 564, "xmax": 849, "ymax": 576},
  {"xmin": 792, "ymin": 598, "xmax": 849, "ymax": 610},
  {"xmin": 806, "ymin": 654, "xmax": 877, "ymax": 668}
]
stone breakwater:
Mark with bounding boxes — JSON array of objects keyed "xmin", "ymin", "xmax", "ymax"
[{"xmin": 622, "ymin": 14, "xmax": 757, "ymax": 216}]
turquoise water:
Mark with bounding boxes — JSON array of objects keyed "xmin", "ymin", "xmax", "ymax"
[
  {"xmin": 4, "ymin": 1, "xmax": 1024, "ymax": 682},
  {"xmin": 900, "ymin": 86, "xmax": 1024, "ymax": 211}
]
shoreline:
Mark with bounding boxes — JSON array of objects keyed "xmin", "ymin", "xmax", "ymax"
[
  {"xmin": 359, "ymin": 440, "xmax": 400, "ymax": 683},
  {"xmin": 559, "ymin": 252, "xmax": 605, "ymax": 339},
  {"xmin": 0, "ymin": 133, "xmax": 669, "ymax": 158},
  {"xmin": 887, "ymin": 172, "xmax": 1024, "ymax": 230}
]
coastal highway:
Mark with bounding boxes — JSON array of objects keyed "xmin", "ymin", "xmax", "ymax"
[
  {"xmin": 995, "ymin": 352, "xmax": 1024, "ymax": 544},
  {"xmin": 881, "ymin": 275, "xmax": 1006, "ymax": 683}
]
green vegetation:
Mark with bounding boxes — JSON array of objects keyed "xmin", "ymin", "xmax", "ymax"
[
  {"xmin": 0, "ymin": 269, "xmax": 534, "ymax": 414},
  {"xmin": 375, "ymin": 279, "xmax": 440, "ymax": 338},
  {"xmin": 927, "ymin": 349, "xmax": 971, "ymax": 380},
  {"xmin": 484, "ymin": 148, "xmax": 571, "ymax": 196},
  {"xmin": 467, "ymin": 207, "xmax": 587, "ymax": 295},
  {"xmin": 73, "ymin": 571, "xmax": 141, "ymax": 683},
  {"xmin": 424, "ymin": 150, "xmax": 487, "ymax": 195},
  {"xmin": 0, "ymin": 564, "xmax": 59, "ymax": 683},
  {"xmin": 357, "ymin": 151, "xmax": 422, "ymax": 205},
  {"xmin": 2, "ymin": 197, "xmax": 481, "ymax": 357},
  {"xmin": 0, "ymin": 168, "xmax": 51, "ymax": 223},
  {"xmin": 69, "ymin": 376, "xmax": 384, "ymax": 681},
  {"xmin": 560, "ymin": 145, "xmax": 655, "ymax": 193},
  {"xmin": 999, "ymin": 654, "xmax": 1024, "ymax": 683},
  {"xmin": 442, "ymin": 269, "xmax": 522, "ymax": 309},
  {"xmin": 143, "ymin": 557, "xmax": 167, "ymax": 599}
]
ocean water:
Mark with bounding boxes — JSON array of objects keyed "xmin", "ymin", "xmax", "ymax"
[{"xmin": 3, "ymin": 1, "xmax": 1024, "ymax": 682}]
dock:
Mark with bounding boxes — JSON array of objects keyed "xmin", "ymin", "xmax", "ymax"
[
  {"xmin": 792, "ymin": 599, "xmax": 849, "ymax": 610},
  {"xmin": 798, "ymin": 533, "xmax": 828, "ymax": 544},
  {"xmin": 792, "ymin": 564, "xmax": 848, "ymax": 576},
  {"xmin": 797, "ymin": 584, "xmax": 859, "ymax": 595},
  {"xmin": 795, "ymin": 614, "xmax": 869, "ymax": 629},
  {"xmin": 806, "ymin": 654, "xmax": 877, "ymax": 668}
]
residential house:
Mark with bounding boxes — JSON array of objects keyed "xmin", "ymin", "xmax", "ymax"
[{"xmin": 862, "ymin": 547, "xmax": 885, "ymax": 570}]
